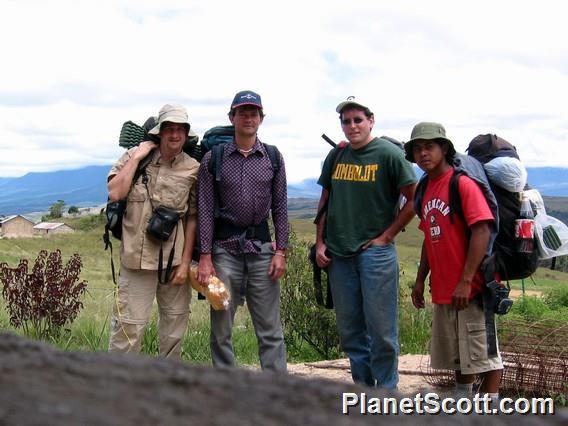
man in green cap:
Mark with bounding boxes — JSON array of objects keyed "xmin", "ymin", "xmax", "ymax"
[{"xmin": 406, "ymin": 122, "xmax": 503, "ymax": 402}]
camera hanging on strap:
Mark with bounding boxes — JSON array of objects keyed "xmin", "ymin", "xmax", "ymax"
[{"xmin": 142, "ymin": 170, "xmax": 181, "ymax": 284}]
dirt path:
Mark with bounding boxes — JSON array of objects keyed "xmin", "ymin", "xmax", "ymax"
[
  {"xmin": 509, "ymin": 289, "xmax": 542, "ymax": 299},
  {"xmin": 287, "ymin": 354, "xmax": 443, "ymax": 395}
]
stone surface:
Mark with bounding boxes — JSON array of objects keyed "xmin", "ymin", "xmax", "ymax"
[
  {"xmin": 287, "ymin": 354, "xmax": 435, "ymax": 396},
  {"xmin": 0, "ymin": 332, "xmax": 564, "ymax": 425}
]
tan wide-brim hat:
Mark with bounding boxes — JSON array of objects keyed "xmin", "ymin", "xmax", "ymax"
[{"xmin": 148, "ymin": 104, "xmax": 192, "ymax": 135}]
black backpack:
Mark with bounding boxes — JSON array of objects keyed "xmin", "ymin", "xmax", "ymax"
[
  {"xmin": 466, "ymin": 134, "xmax": 539, "ymax": 281},
  {"xmin": 414, "ymin": 134, "xmax": 538, "ymax": 282}
]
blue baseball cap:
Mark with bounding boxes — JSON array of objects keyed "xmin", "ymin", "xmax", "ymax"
[{"xmin": 230, "ymin": 90, "xmax": 263, "ymax": 110}]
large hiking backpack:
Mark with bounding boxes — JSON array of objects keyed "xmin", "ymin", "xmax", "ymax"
[
  {"xmin": 118, "ymin": 118, "xmax": 202, "ymax": 161},
  {"xmin": 466, "ymin": 134, "xmax": 539, "ymax": 280},
  {"xmin": 414, "ymin": 135, "xmax": 539, "ymax": 282},
  {"xmin": 200, "ymin": 125, "xmax": 235, "ymax": 155}
]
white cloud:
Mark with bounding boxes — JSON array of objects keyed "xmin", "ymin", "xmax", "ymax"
[{"xmin": 1, "ymin": 0, "xmax": 568, "ymax": 183}]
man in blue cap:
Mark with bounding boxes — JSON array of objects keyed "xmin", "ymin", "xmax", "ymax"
[{"xmin": 197, "ymin": 90, "xmax": 289, "ymax": 372}]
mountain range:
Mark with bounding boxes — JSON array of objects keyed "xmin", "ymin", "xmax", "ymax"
[{"xmin": 0, "ymin": 165, "xmax": 567, "ymax": 216}]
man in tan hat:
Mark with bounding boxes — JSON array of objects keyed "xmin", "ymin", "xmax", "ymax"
[
  {"xmin": 315, "ymin": 96, "xmax": 417, "ymax": 388},
  {"xmin": 107, "ymin": 104, "xmax": 200, "ymax": 358}
]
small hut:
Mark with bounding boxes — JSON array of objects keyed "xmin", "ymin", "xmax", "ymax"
[
  {"xmin": 33, "ymin": 222, "xmax": 74, "ymax": 236},
  {"xmin": 0, "ymin": 215, "xmax": 35, "ymax": 238}
]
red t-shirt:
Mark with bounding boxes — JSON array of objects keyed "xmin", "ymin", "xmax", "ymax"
[{"xmin": 418, "ymin": 168, "xmax": 494, "ymax": 304}]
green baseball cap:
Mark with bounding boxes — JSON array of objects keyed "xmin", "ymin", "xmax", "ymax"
[{"xmin": 404, "ymin": 121, "xmax": 456, "ymax": 162}]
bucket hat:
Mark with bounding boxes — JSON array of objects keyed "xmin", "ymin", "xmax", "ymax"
[
  {"xmin": 148, "ymin": 104, "xmax": 191, "ymax": 135},
  {"xmin": 404, "ymin": 121, "xmax": 456, "ymax": 162}
]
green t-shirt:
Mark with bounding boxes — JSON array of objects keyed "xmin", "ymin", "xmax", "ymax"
[{"xmin": 317, "ymin": 137, "xmax": 417, "ymax": 256}]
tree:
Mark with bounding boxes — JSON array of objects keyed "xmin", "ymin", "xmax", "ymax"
[
  {"xmin": 68, "ymin": 206, "xmax": 79, "ymax": 215},
  {"xmin": 48, "ymin": 200, "xmax": 65, "ymax": 219}
]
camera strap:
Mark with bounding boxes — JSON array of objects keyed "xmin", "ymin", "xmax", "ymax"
[
  {"xmin": 158, "ymin": 225, "xmax": 178, "ymax": 285},
  {"xmin": 142, "ymin": 170, "xmax": 179, "ymax": 285},
  {"xmin": 103, "ymin": 229, "xmax": 119, "ymax": 285}
]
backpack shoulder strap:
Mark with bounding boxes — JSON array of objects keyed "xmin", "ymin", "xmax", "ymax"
[
  {"xmin": 133, "ymin": 150, "xmax": 154, "ymax": 185},
  {"xmin": 314, "ymin": 144, "xmax": 347, "ymax": 225},
  {"xmin": 208, "ymin": 143, "xmax": 226, "ymax": 182},
  {"xmin": 414, "ymin": 174, "xmax": 429, "ymax": 219},
  {"xmin": 207, "ymin": 143, "xmax": 227, "ymax": 218},
  {"xmin": 449, "ymin": 169, "xmax": 465, "ymax": 225},
  {"xmin": 262, "ymin": 143, "xmax": 282, "ymax": 173},
  {"xmin": 415, "ymin": 167, "xmax": 466, "ymax": 226}
]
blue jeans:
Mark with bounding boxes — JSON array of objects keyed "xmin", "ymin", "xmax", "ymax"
[{"xmin": 328, "ymin": 243, "xmax": 399, "ymax": 388}]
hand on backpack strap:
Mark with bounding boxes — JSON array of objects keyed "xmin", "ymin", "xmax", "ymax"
[{"xmin": 134, "ymin": 141, "xmax": 158, "ymax": 160}]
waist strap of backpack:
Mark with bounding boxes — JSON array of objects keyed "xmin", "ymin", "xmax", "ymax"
[
  {"xmin": 480, "ymin": 254, "xmax": 498, "ymax": 357},
  {"xmin": 214, "ymin": 219, "xmax": 271, "ymax": 242}
]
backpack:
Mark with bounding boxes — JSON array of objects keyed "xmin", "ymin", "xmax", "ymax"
[
  {"xmin": 414, "ymin": 134, "xmax": 539, "ymax": 282},
  {"xmin": 118, "ymin": 118, "xmax": 202, "ymax": 161},
  {"xmin": 467, "ymin": 134, "xmax": 539, "ymax": 281},
  {"xmin": 200, "ymin": 125, "xmax": 235, "ymax": 155}
]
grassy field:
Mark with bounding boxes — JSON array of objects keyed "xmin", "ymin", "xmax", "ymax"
[
  {"xmin": 1, "ymin": 212, "xmax": 567, "ymax": 365},
  {"xmin": 0, "ymin": 215, "xmax": 261, "ymax": 364}
]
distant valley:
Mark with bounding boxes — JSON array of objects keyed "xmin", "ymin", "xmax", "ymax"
[{"xmin": 0, "ymin": 165, "xmax": 567, "ymax": 218}]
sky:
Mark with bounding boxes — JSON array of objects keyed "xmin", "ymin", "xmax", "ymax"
[{"xmin": 1, "ymin": 0, "xmax": 568, "ymax": 184}]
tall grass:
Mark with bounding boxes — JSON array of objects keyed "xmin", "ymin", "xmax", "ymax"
[{"xmin": 1, "ymin": 213, "xmax": 567, "ymax": 365}]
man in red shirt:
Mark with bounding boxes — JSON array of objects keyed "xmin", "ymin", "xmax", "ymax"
[{"xmin": 407, "ymin": 122, "xmax": 503, "ymax": 401}]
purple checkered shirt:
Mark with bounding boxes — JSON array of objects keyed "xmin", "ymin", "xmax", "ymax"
[{"xmin": 197, "ymin": 139, "xmax": 289, "ymax": 255}]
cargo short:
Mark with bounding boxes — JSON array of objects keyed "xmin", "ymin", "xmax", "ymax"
[{"xmin": 430, "ymin": 301, "xmax": 503, "ymax": 375}]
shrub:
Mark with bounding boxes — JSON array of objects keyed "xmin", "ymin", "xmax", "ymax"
[
  {"xmin": 544, "ymin": 286, "xmax": 568, "ymax": 310},
  {"xmin": 71, "ymin": 213, "xmax": 106, "ymax": 231},
  {"xmin": 0, "ymin": 249, "xmax": 88, "ymax": 341},
  {"xmin": 280, "ymin": 233, "xmax": 341, "ymax": 360},
  {"xmin": 510, "ymin": 295, "xmax": 549, "ymax": 322}
]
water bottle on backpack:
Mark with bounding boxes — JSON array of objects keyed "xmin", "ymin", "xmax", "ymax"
[{"xmin": 515, "ymin": 193, "xmax": 535, "ymax": 254}]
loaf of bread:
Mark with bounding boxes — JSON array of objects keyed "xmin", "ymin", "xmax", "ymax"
[{"xmin": 189, "ymin": 264, "xmax": 231, "ymax": 311}]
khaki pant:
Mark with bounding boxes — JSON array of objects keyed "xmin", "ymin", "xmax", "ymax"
[
  {"xmin": 430, "ymin": 302, "xmax": 503, "ymax": 375},
  {"xmin": 210, "ymin": 243, "xmax": 287, "ymax": 373},
  {"xmin": 108, "ymin": 265, "xmax": 190, "ymax": 359}
]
